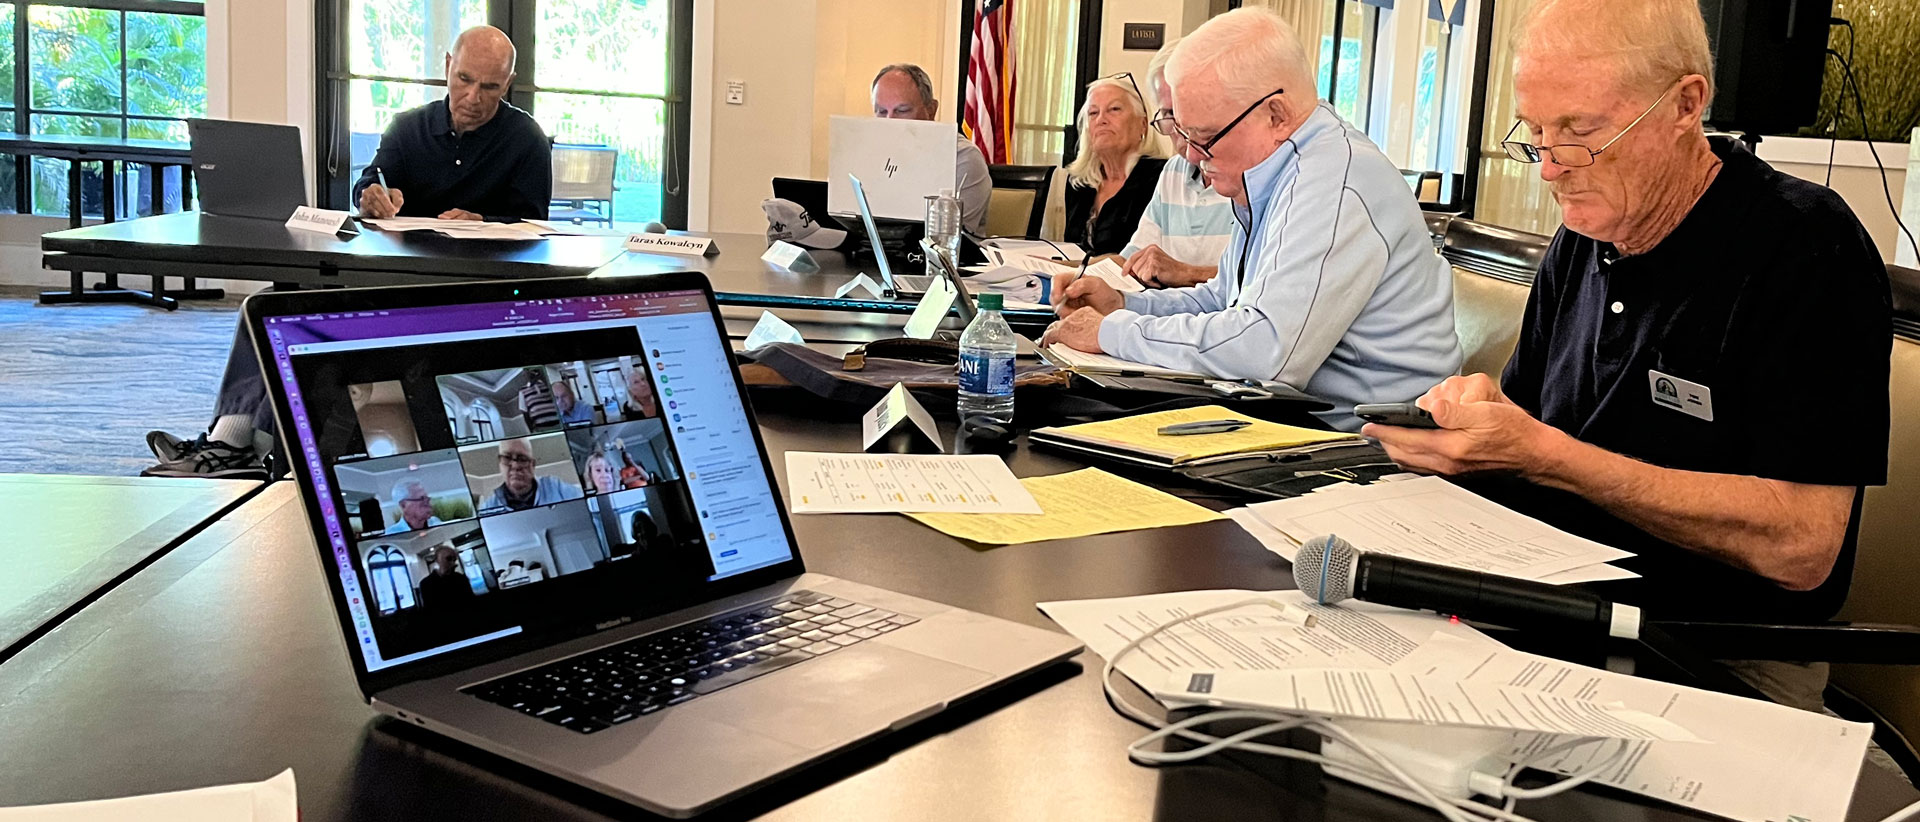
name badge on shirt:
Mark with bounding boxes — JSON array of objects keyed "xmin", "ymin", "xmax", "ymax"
[{"xmin": 1648, "ymin": 369, "xmax": 1714, "ymax": 421}]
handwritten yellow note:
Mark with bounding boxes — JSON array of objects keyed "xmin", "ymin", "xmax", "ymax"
[{"xmin": 906, "ymin": 468, "xmax": 1223, "ymax": 545}]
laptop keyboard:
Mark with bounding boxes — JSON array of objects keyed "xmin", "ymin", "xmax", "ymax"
[{"xmin": 460, "ymin": 590, "xmax": 919, "ymax": 734}]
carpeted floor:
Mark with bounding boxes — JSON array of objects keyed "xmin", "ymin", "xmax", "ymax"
[{"xmin": 0, "ymin": 285, "xmax": 240, "ymax": 476}]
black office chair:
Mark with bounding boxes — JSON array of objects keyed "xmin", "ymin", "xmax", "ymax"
[{"xmin": 985, "ymin": 164, "xmax": 1053, "ymax": 240}]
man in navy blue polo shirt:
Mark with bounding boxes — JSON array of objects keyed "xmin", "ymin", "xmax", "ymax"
[
  {"xmin": 354, "ymin": 25, "xmax": 551, "ymax": 222},
  {"xmin": 1369, "ymin": 0, "xmax": 1890, "ymax": 637}
]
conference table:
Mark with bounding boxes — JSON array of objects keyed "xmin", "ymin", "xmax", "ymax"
[
  {"xmin": 0, "ymin": 473, "xmax": 260, "ymax": 662},
  {"xmin": 0, "ymin": 405, "xmax": 1912, "ymax": 821},
  {"xmin": 40, "ymin": 216, "xmax": 1056, "ymax": 332}
]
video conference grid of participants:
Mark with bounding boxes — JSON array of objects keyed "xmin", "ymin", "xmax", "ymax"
[{"xmin": 294, "ymin": 326, "xmax": 706, "ymax": 659}]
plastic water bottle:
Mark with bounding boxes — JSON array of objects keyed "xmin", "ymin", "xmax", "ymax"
[
  {"xmin": 957, "ymin": 292, "xmax": 1016, "ymax": 427},
  {"xmin": 924, "ymin": 189, "xmax": 964, "ymax": 282}
]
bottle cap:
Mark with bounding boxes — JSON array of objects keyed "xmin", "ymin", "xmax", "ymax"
[{"xmin": 976, "ymin": 293, "xmax": 1003, "ymax": 310}]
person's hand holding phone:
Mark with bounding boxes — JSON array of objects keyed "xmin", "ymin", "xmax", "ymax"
[{"xmin": 1361, "ymin": 373, "xmax": 1563, "ymax": 478}]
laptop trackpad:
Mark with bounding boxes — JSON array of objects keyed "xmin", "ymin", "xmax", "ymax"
[{"xmin": 703, "ymin": 642, "xmax": 991, "ymax": 750}]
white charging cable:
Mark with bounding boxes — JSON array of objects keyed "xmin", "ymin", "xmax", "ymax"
[{"xmin": 1099, "ymin": 597, "xmax": 1634, "ymax": 822}]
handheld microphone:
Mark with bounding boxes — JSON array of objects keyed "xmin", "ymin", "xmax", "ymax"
[{"xmin": 1294, "ymin": 534, "xmax": 1642, "ymax": 640}]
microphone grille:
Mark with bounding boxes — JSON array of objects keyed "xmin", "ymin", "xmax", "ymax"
[{"xmin": 1293, "ymin": 534, "xmax": 1358, "ymax": 604}]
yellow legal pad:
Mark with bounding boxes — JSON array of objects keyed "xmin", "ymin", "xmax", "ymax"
[
  {"xmin": 1029, "ymin": 406, "xmax": 1358, "ymax": 466},
  {"xmin": 906, "ymin": 468, "xmax": 1223, "ymax": 545}
]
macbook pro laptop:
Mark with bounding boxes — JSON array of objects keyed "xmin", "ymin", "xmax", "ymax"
[
  {"xmin": 243, "ymin": 273, "xmax": 1081, "ymax": 817},
  {"xmin": 188, "ymin": 118, "xmax": 309, "ymax": 221},
  {"xmin": 825, "ymin": 115, "xmax": 955, "ymax": 221},
  {"xmin": 849, "ymin": 173, "xmax": 934, "ymax": 297}
]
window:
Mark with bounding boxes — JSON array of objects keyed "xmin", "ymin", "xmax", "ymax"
[
  {"xmin": 1409, "ymin": 15, "xmax": 1453, "ymax": 171},
  {"xmin": 1, "ymin": 0, "xmax": 205, "ymax": 217},
  {"xmin": 1317, "ymin": 0, "xmax": 1381, "ymax": 130},
  {"xmin": 366, "ymin": 545, "xmax": 417, "ymax": 614},
  {"xmin": 318, "ymin": 0, "xmax": 692, "ymax": 228}
]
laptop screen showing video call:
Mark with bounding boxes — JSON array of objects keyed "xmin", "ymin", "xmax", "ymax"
[{"xmin": 260, "ymin": 289, "xmax": 793, "ymax": 673}]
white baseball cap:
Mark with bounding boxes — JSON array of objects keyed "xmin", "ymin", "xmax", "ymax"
[{"xmin": 761, "ymin": 198, "xmax": 847, "ymax": 249}]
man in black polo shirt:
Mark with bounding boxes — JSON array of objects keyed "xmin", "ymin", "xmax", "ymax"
[
  {"xmin": 1368, "ymin": 0, "xmax": 1889, "ymax": 640},
  {"xmin": 141, "ymin": 25, "xmax": 554, "ymax": 479},
  {"xmin": 355, "ymin": 25, "xmax": 550, "ymax": 221}
]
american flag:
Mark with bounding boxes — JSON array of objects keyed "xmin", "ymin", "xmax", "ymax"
[{"xmin": 963, "ymin": 0, "xmax": 1015, "ymax": 164}]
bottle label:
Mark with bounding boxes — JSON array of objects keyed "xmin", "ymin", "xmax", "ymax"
[{"xmin": 958, "ymin": 351, "xmax": 1014, "ymax": 396}]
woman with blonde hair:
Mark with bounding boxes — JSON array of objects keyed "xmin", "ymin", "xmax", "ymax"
[
  {"xmin": 582, "ymin": 449, "xmax": 619, "ymax": 495},
  {"xmin": 1063, "ymin": 74, "xmax": 1165, "ymax": 257}
]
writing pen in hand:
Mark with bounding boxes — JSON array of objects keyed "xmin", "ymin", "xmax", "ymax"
[{"xmin": 1157, "ymin": 419, "xmax": 1253, "ymax": 436}]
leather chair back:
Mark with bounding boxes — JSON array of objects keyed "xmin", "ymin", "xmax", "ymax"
[
  {"xmin": 1832, "ymin": 264, "xmax": 1920, "ymax": 764},
  {"xmin": 1439, "ymin": 218, "xmax": 1548, "ymax": 384},
  {"xmin": 986, "ymin": 164, "xmax": 1053, "ymax": 239}
]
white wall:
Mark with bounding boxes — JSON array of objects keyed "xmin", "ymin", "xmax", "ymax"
[
  {"xmin": 1098, "ymin": 0, "xmax": 1192, "ymax": 82},
  {"xmin": 690, "ymin": 0, "xmax": 962, "ymax": 235},
  {"xmin": 1760, "ymin": 136, "xmax": 1911, "ymax": 265}
]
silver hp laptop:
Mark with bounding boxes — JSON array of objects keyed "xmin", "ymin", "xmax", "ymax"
[
  {"xmin": 187, "ymin": 118, "xmax": 309, "ymax": 221},
  {"xmin": 244, "ymin": 273, "xmax": 1080, "ymax": 817}
]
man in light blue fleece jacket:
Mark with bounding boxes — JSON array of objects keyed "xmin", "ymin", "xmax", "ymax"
[{"xmin": 1044, "ymin": 7, "xmax": 1460, "ymax": 430}]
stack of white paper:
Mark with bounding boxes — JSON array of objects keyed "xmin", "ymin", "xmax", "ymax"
[
  {"xmin": 1395, "ymin": 635, "xmax": 1872, "ymax": 822},
  {"xmin": 1043, "ymin": 344, "xmax": 1207, "ymax": 381},
  {"xmin": 0, "ymin": 769, "xmax": 296, "ymax": 821},
  {"xmin": 981, "ymin": 238, "xmax": 1086, "ymax": 263},
  {"xmin": 1233, "ymin": 476, "xmax": 1637, "ymax": 585},
  {"xmin": 1043, "ymin": 589, "xmax": 1867, "ymax": 822},
  {"xmin": 364, "ymin": 217, "xmax": 547, "ymax": 240}
]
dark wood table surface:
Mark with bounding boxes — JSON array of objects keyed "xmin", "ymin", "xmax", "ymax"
[
  {"xmin": 0, "ymin": 473, "xmax": 260, "ymax": 661},
  {"xmin": 42, "ymin": 220, "xmax": 1053, "ymax": 329},
  {"xmin": 42, "ymin": 212, "xmax": 634, "ymax": 287},
  {"xmin": 1, "ymin": 416, "xmax": 1911, "ymax": 821}
]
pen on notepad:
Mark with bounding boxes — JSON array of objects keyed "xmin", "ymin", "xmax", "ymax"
[{"xmin": 1157, "ymin": 419, "xmax": 1253, "ymax": 436}]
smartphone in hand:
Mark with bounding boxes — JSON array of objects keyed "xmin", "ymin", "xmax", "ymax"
[{"xmin": 1353, "ymin": 402, "xmax": 1441, "ymax": 429}]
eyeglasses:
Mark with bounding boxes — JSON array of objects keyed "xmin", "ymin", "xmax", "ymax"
[
  {"xmin": 1173, "ymin": 88, "xmax": 1285, "ymax": 161},
  {"xmin": 498, "ymin": 453, "xmax": 536, "ymax": 467},
  {"xmin": 1501, "ymin": 85, "xmax": 1674, "ymax": 167},
  {"xmin": 1151, "ymin": 110, "xmax": 1178, "ymax": 137},
  {"xmin": 400, "ymin": 495, "xmax": 432, "ymax": 505},
  {"xmin": 1102, "ymin": 71, "xmax": 1146, "ymax": 112}
]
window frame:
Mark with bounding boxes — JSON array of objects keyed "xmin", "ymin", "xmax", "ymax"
[
  {"xmin": 6, "ymin": 0, "xmax": 207, "ymax": 215},
  {"xmin": 312, "ymin": 0, "xmax": 693, "ymax": 228}
]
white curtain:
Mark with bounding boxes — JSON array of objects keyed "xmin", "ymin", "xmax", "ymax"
[
  {"xmin": 1009, "ymin": 0, "xmax": 1080, "ymax": 168},
  {"xmin": 1239, "ymin": 0, "xmax": 1330, "ymax": 84},
  {"xmin": 1470, "ymin": 0, "xmax": 1562, "ymax": 235}
]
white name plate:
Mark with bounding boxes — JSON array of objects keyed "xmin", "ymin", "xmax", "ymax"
[
  {"xmin": 626, "ymin": 233, "xmax": 720, "ymax": 256},
  {"xmin": 832, "ymin": 273, "xmax": 887, "ymax": 301},
  {"xmin": 286, "ymin": 206, "xmax": 353, "ymax": 235},
  {"xmin": 760, "ymin": 240, "xmax": 820, "ymax": 272},
  {"xmin": 862, "ymin": 383, "xmax": 942, "ymax": 453}
]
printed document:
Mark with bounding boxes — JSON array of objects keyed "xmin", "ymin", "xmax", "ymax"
[
  {"xmin": 1225, "ymin": 507, "xmax": 1638, "ymax": 585},
  {"xmin": 1246, "ymin": 477, "xmax": 1633, "ymax": 583},
  {"xmin": 1155, "ymin": 667, "xmax": 1699, "ymax": 742},
  {"xmin": 907, "ymin": 468, "xmax": 1220, "ymax": 544},
  {"xmin": 0, "ymin": 769, "xmax": 295, "ymax": 821},
  {"xmin": 1038, "ymin": 588, "xmax": 1498, "ymax": 693},
  {"xmin": 784, "ymin": 452, "xmax": 1040, "ymax": 514},
  {"xmin": 1395, "ymin": 635, "xmax": 1872, "ymax": 822}
]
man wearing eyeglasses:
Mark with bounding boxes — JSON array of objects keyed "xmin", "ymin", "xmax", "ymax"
[
  {"xmin": 1044, "ymin": 7, "xmax": 1460, "ymax": 431},
  {"xmin": 1367, "ymin": 0, "xmax": 1889, "ymax": 639},
  {"xmin": 482, "ymin": 437, "xmax": 584, "ymax": 514}
]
